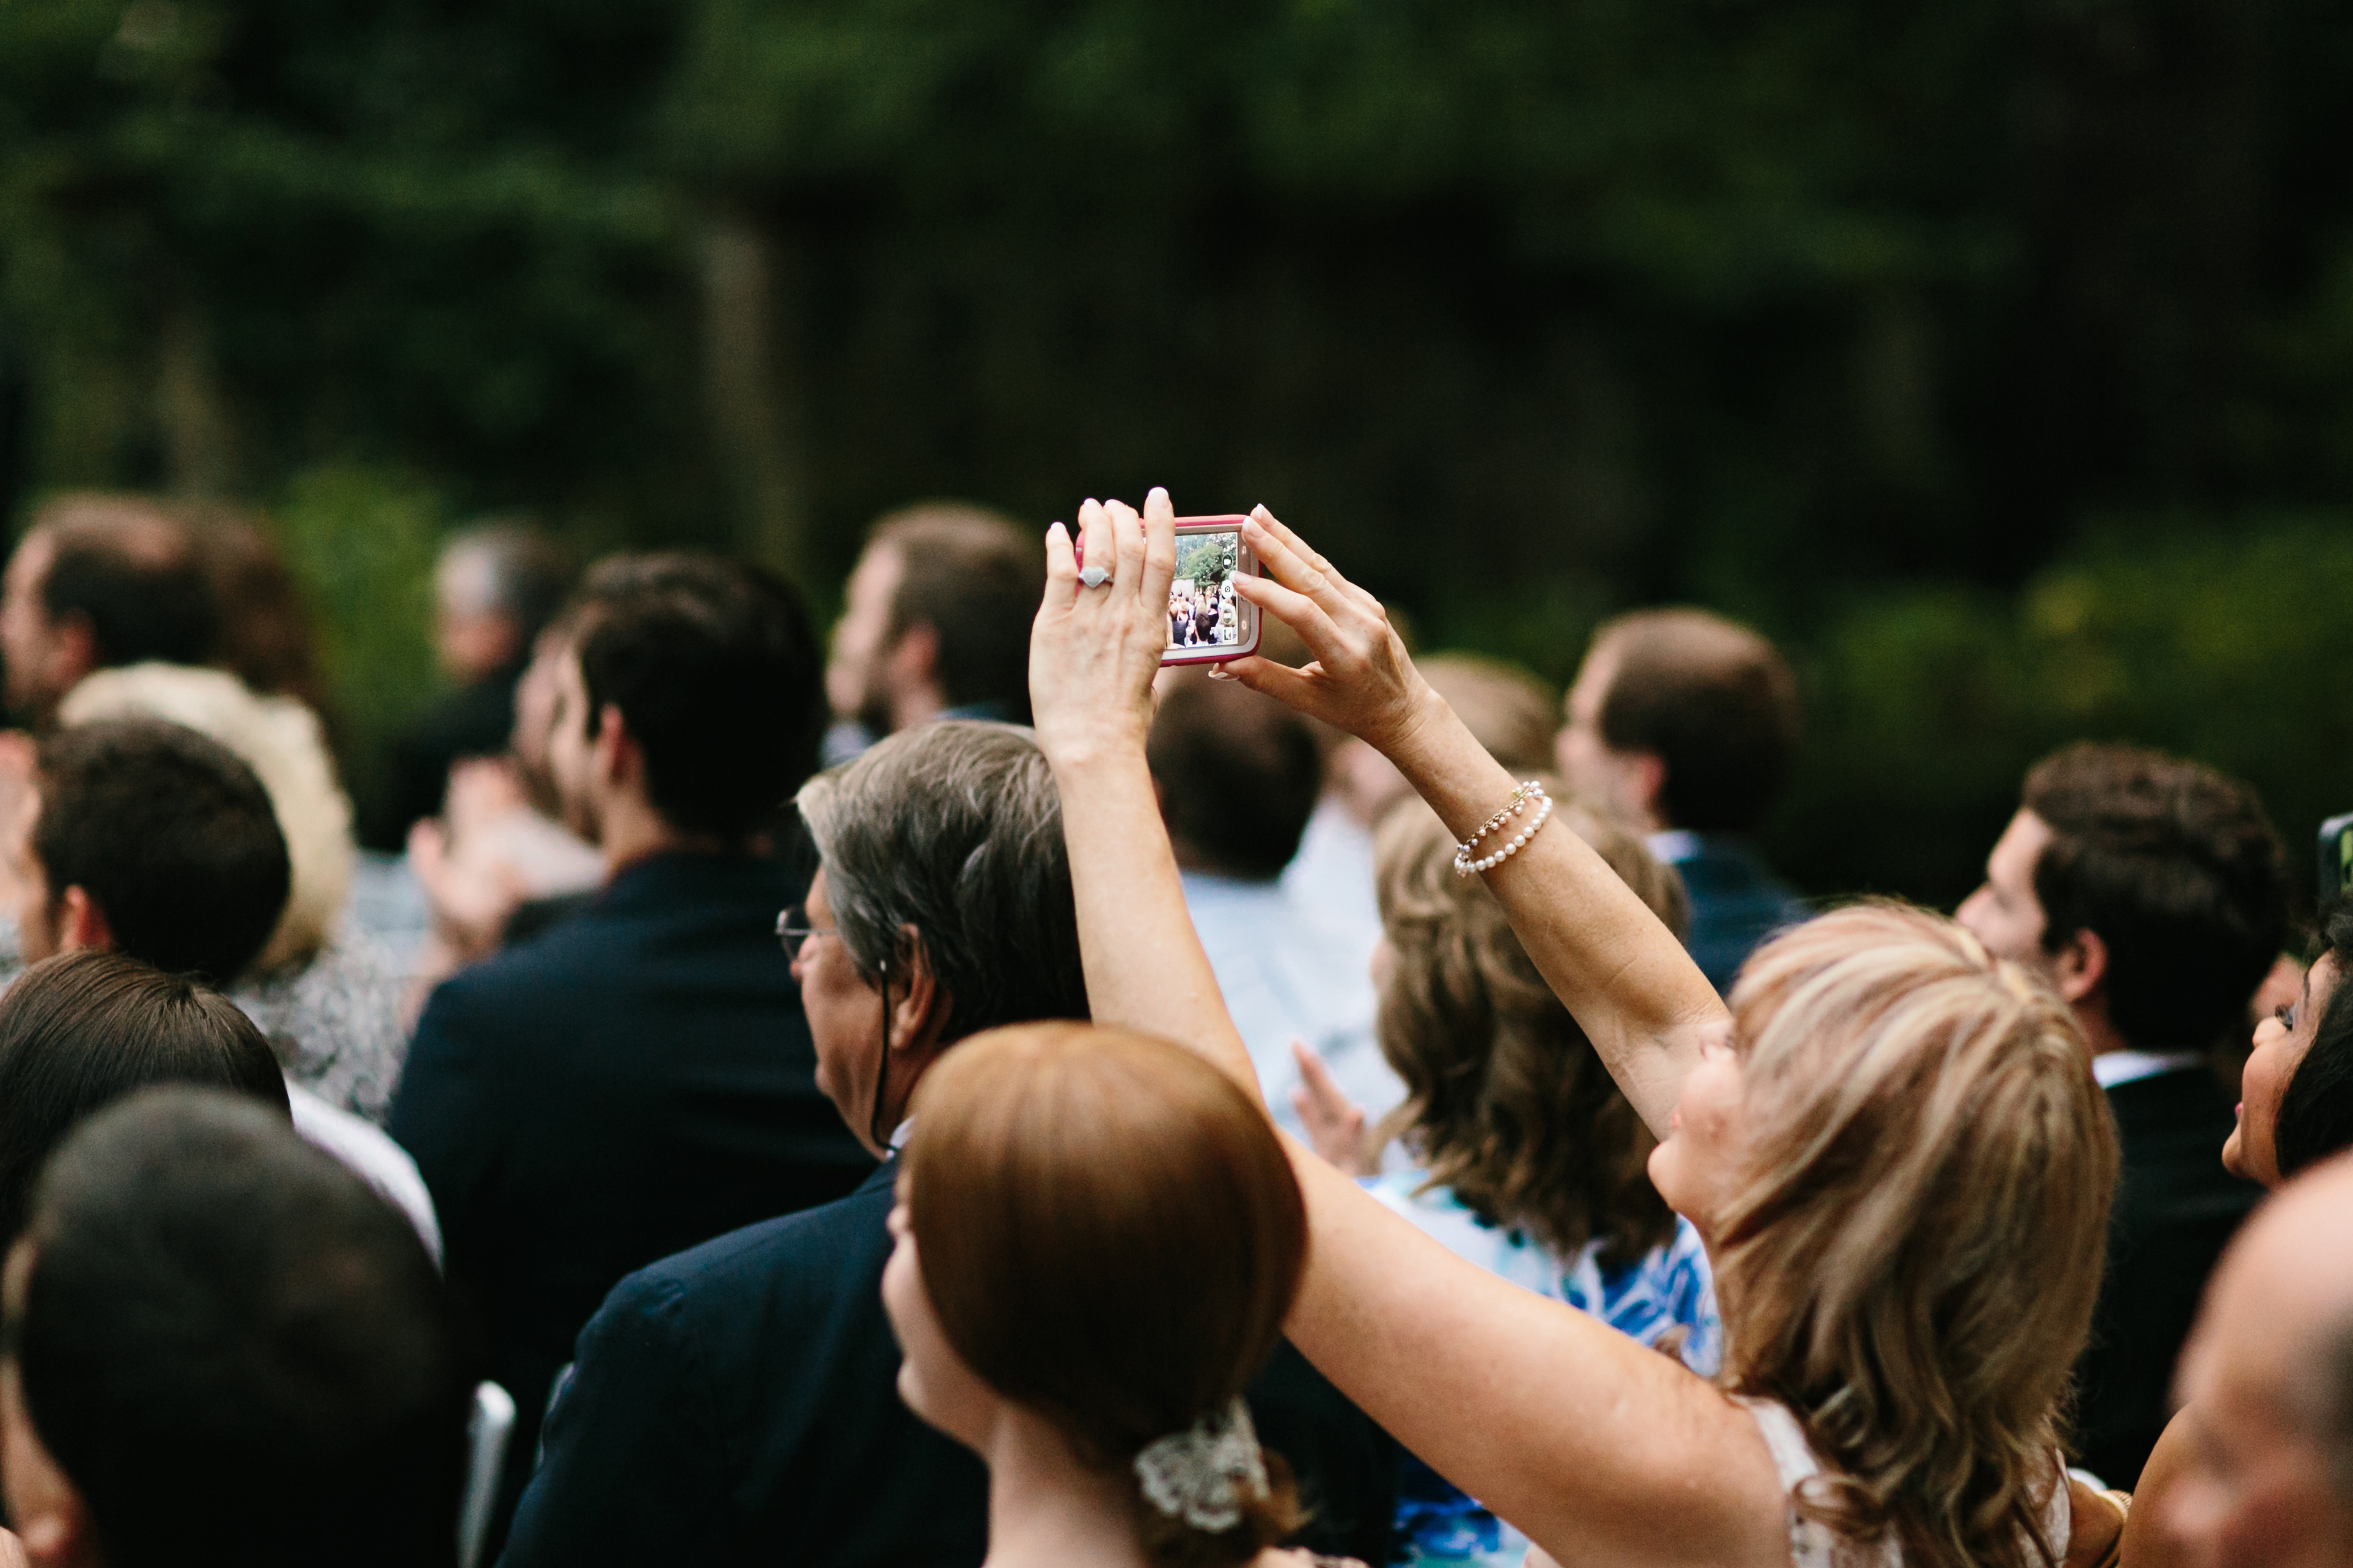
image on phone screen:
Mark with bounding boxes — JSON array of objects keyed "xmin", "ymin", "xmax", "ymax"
[{"xmin": 1168, "ymin": 528, "xmax": 1244, "ymax": 652}]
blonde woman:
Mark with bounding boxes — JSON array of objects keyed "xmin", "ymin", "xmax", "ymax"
[{"xmin": 1027, "ymin": 492, "xmax": 2129, "ymax": 1568}]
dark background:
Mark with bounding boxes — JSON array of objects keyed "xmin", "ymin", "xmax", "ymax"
[{"xmin": 6, "ymin": 0, "xmax": 2352, "ymax": 907}]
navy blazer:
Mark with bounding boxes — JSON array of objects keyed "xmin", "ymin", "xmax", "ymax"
[
  {"xmin": 502, "ymin": 1160, "xmax": 1399, "ymax": 1568},
  {"xmin": 1661, "ymin": 835, "xmax": 1808, "ymax": 994},
  {"xmin": 391, "ymin": 851, "xmax": 876, "ymax": 1548},
  {"xmin": 2073, "ymin": 1063, "xmax": 2259, "ymax": 1488}
]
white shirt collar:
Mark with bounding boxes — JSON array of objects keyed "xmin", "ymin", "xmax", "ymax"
[
  {"xmin": 2091, "ymin": 1049, "xmax": 2207, "ymax": 1090},
  {"xmin": 887, "ymin": 1119, "xmax": 914, "ymax": 1153}
]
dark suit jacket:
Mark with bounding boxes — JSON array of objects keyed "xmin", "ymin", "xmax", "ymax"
[
  {"xmin": 1665, "ymin": 835, "xmax": 1809, "ymax": 994},
  {"xmin": 501, "ymin": 1160, "xmax": 1398, "ymax": 1568},
  {"xmin": 2073, "ymin": 1063, "xmax": 2259, "ymax": 1488},
  {"xmin": 391, "ymin": 851, "xmax": 875, "ymax": 1550}
]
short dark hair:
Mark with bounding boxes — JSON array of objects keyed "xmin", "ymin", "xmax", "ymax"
[
  {"xmin": 569, "ymin": 552, "xmax": 824, "ymax": 840},
  {"xmin": 8, "ymin": 1088, "xmax": 472, "ymax": 1568},
  {"xmin": 32, "ymin": 496, "xmax": 219, "ymax": 671},
  {"xmin": 34, "ymin": 719, "xmax": 292, "ymax": 983},
  {"xmin": 2278, "ymin": 898, "xmax": 2353, "ymax": 1179},
  {"xmin": 1593, "ymin": 609, "xmax": 1799, "ymax": 833},
  {"xmin": 0, "ymin": 951, "xmax": 290, "ymax": 1245},
  {"xmin": 2023, "ymin": 742, "xmax": 2289, "ymax": 1053},
  {"xmin": 796, "ymin": 720, "xmax": 1087, "ymax": 1041},
  {"xmin": 872, "ymin": 505, "xmax": 1043, "ymax": 720},
  {"xmin": 1146, "ymin": 674, "xmax": 1322, "ymax": 881}
]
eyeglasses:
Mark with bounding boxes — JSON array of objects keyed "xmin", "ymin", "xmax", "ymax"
[{"xmin": 776, "ymin": 907, "xmax": 835, "ymax": 960}]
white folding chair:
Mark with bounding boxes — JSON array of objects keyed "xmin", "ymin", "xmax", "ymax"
[{"xmin": 458, "ymin": 1380, "xmax": 518, "ymax": 1568}]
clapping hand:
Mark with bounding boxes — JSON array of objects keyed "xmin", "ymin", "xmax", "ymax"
[
  {"xmin": 1216, "ymin": 507, "xmax": 1441, "ymax": 762},
  {"xmin": 1290, "ymin": 1040, "xmax": 1380, "ymax": 1178},
  {"xmin": 1029, "ymin": 489, "xmax": 1177, "ymax": 769}
]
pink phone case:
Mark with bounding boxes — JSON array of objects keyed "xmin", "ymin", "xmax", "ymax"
[{"xmin": 1160, "ymin": 515, "xmax": 1261, "ymax": 666}]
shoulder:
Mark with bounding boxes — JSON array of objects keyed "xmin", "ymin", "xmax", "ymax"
[{"xmin": 618, "ymin": 1173, "xmax": 897, "ymax": 1322}]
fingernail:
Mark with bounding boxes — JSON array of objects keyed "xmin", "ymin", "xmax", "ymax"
[
  {"xmin": 1252, "ymin": 504, "xmax": 1271, "ymax": 520},
  {"xmin": 1047, "ymin": 521, "xmax": 1067, "ymax": 537},
  {"xmin": 1205, "ymin": 665, "xmax": 1233, "ymax": 681},
  {"xmin": 1148, "ymin": 485, "xmax": 1169, "ymax": 507}
]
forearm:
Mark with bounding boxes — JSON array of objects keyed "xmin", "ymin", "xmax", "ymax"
[
  {"xmin": 1380, "ymin": 694, "xmax": 1726, "ymax": 1133},
  {"xmin": 1052, "ymin": 747, "xmax": 1261, "ymax": 1101}
]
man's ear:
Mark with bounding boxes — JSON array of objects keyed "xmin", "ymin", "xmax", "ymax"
[
  {"xmin": 884, "ymin": 621, "xmax": 941, "ymax": 692},
  {"xmin": 1624, "ymin": 750, "xmax": 1668, "ymax": 822},
  {"xmin": 0, "ymin": 1358, "xmax": 97, "ymax": 1568},
  {"xmin": 46, "ymin": 613, "xmax": 97, "ymax": 697},
  {"xmin": 2050, "ymin": 926, "xmax": 2110, "ymax": 1006},
  {"xmin": 53, "ymin": 887, "xmax": 111, "ymax": 956},
  {"xmin": 591, "ymin": 702, "xmax": 639, "ymax": 787},
  {"xmin": 886, "ymin": 927, "xmax": 952, "ymax": 1063}
]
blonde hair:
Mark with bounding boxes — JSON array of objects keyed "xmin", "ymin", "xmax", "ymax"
[
  {"xmin": 59, "ymin": 663, "xmax": 355, "ymax": 973},
  {"xmin": 1373, "ymin": 785, "xmax": 1687, "ymax": 1264},
  {"xmin": 1715, "ymin": 903, "xmax": 2116, "ymax": 1568}
]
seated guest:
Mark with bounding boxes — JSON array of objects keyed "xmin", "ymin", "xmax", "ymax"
[
  {"xmin": 1958, "ymin": 742, "xmax": 2284, "ymax": 1487},
  {"xmin": 54, "ymin": 662, "xmax": 400, "ymax": 1116},
  {"xmin": 1150, "ymin": 673, "xmax": 1402, "ymax": 1141},
  {"xmin": 821, "ymin": 502, "xmax": 1042, "ymax": 764},
  {"xmin": 0, "ymin": 950, "xmax": 291, "ymax": 1245},
  {"xmin": 1037, "ymin": 494, "xmax": 2130, "ymax": 1568},
  {"xmin": 0, "ymin": 493, "xmax": 218, "ymax": 732},
  {"xmin": 365, "ymin": 523, "xmax": 574, "ymax": 850},
  {"xmin": 1555, "ymin": 607, "xmax": 1807, "ymax": 991},
  {"xmin": 391, "ymin": 554, "xmax": 874, "ymax": 1549},
  {"xmin": 503, "ymin": 722, "xmax": 1395, "ymax": 1568},
  {"xmin": 1342, "ymin": 791, "xmax": 1712, "ymax": 1566},
  {"xmin": 2144, "ymin": 1152, "xmax": 2353, "ymax": 1568},
  {"xmin": 886, "ymin": 1025, "xmax": 1346, "ymax": 1568},
  {"xmin": 0, "ymin": 719, "xmax": 438, "ymax": 1253},
  {"xmin": 0, "ymin": 1088, "xmax": 472, "ymax": 1568}
]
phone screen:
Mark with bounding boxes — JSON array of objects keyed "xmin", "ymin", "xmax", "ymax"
[{"xmin": 1168, "ymin": 527, "xmax": 1246, "ymax": 653}]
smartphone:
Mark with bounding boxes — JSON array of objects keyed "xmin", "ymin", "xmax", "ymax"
[
  {"xmin": 1155, "ymin": 515, "xmax": 1260, "ymax": 665},
  {"xmin": 2319, "ymin": 812, "xmax": 2353, "ymax": 903}
]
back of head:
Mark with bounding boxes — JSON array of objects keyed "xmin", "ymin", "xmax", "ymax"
[
  {"xmin": 0, "ymin": 951, "xmax": 289, "ymax": 1245},
  {"xmin": 34, "ymin": 718, "xmax": 292, "ymax": 982},
  {"xmin": 28, "ymin": 494, "xmax": 219, "ymax": 675},
  {"xmin": 871, "ymin": 504, "xmax": 1043, "ymax": 721},
  {"xmin": 2023, "ymin": 742, "xmax": 2289, "ymax": 1053},
  {"xmin": 570, "ymin": 552, "xmax": 823, "ymax": 840},
  {"xmin": 905, "ymin": 1024, "xmax": 1305, "ymax": 1566},
  {"xmin": 9, "ymin": 1087, "xmax": 469, "ymax": 1568},
  {"xmin": 1420, "ymin": 654, "xmax": 1558, "ymax": 775},
  {"xmin": 796, "ymin": 720, "xmax": 1085, "ymax": 1040},
  {"xmin": 1593, "ymin": 608, "xmax": 1798, "ymax": 833},
  {"xmin": 1373, "ymin": 786, "xmax": 1685, "ymax": 1264},
  {"xmin": 57, "ymin": 662, "xmax": 351, "ymax": 973},
  {"xmin": 438, "ymin": 524, "xmax": 575, "ymax": 653},
  {"xmin": 1147, "ymin": 675, "xmax": 1322, "ymax": 881},
  {"xmin": 1719, "ymin": 904, "xmax": 2116, "ymax": 1567},
  {"xmin": 183, "ymin": 509, "xmax": 329, "ymax": 719}
]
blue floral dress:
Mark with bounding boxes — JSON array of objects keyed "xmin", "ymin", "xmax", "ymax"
[{"xmin": 1367, "ymin": 1173, "xmax": 1722, "ymax": 1567}]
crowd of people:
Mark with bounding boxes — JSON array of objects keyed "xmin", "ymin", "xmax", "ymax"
[{"xmin": 0, "ymin": 483, "xmax": 2340, "ymax": 1568}]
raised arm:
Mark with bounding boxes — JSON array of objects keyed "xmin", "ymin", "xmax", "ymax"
[
  {"xmin": 1028, "ymin": 491, "xmax": 1784, "ymax": 1568},
  {"xmin": 1217, "ymin": 508, "xmax": 1723, "ymax": 1135}
]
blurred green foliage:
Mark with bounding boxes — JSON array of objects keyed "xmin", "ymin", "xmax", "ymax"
[{"xmin": 1, "ymin": 0, "xmax": 2351, "ymax": 896}]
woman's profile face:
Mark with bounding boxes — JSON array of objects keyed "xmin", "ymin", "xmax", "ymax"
[
  {"xmin": 1646, "ymin": 1018, "xmax": 1749, "ymax": 1239},
  {"xmin": 2226, "ymin": 953, "xmax": 2338, "ymax": 1189},
  {"xmin": 881, "ymin": 1192, "xmax": 999, "ymax": 1453}
]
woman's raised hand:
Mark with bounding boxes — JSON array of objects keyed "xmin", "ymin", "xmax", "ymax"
[
  {"xmin": 1029, "ymin": 489, "xmax": 1178, "ymax": 769},
  {"xmin": 1219, "ymin": 507, "xmax": 1443, "ymax": 763}
]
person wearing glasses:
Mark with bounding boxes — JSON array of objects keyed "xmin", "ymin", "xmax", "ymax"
[{"xmin": 502, "ymin": 719, "xmax": 1400, "ymax": 1568}]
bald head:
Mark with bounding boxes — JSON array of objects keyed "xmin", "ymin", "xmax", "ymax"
[{"xmin": 2163, "ymin": 1154, "xmax": 2353, "ymax": 1567}]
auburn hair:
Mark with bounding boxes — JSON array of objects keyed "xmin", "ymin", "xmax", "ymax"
[
  {"xmin": 903, "ymin": 1024, "xmax": 1308, "ymax": 1567},
  {"xmin": 1715, "ymin": 903, "xmax": 2116, "ymax": 1568},
  {"xmin": 1373, "ymin": 788, "xmax": 1687, "ymax": 1266}
]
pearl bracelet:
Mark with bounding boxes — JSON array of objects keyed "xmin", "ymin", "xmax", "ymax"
[{"xmin": 1453, "ymin": 782, "xmax": 1552, "ymax": 876}]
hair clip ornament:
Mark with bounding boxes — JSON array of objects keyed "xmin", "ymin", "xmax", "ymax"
[{"xmin": 1133, "ymin": 1398, "xmax": 1270, "ymax": 1534}]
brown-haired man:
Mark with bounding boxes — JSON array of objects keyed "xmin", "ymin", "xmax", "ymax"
[
  {"xmin": 1958, "ymin": 741, "xmax": 2286, "ymax": 1490},
  {"xmin": 1555, "ymin": 607, "xmax": 1807, "ymax": 992},
  {"xmin": 821, "ymin": 502, "xmax": 1043, "ymax": 764}
]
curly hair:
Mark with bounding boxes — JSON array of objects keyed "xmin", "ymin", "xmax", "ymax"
[{"xmin": 1371, "ymin": 785, "xmax": 1688, "ymax": 1267}]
